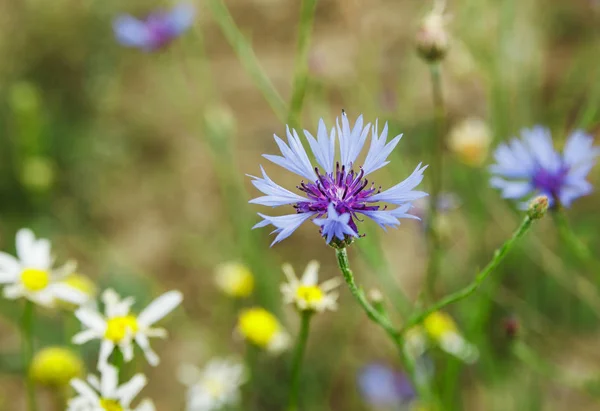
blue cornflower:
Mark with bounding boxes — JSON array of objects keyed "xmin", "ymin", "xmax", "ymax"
[
  {"xmin": 357, "ymin": 363, "xmax": 415, "ymax": 407},
  {"xmin": 249, "ymin": 112, "xmax": 428, "ymax": 246},
  {"xmin": 113, "ymin": 3, "xmax": 194, "ymax": 52},
  {"xmin": 490, "ymin": 127, "xmax": 600, "ymax": 208}
]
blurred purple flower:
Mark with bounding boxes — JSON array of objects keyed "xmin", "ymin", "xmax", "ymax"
[
  {"xmin": 249, "ymin": 112, "xmax": 428, "ymax": 246},
  {"xmin": 357, "ymin": 364, "xmax": 415, "ymax": 407},
  {"xmin": 113, "ymin": 3, "xmax": 194, "ymax": 52},
  {"xmin": 490, "ymin": 127, "xmax": 600, "ymax": 208},
  {"xmin": 410, "ymin": 192, "xmax": 460, "ymax": 221}
]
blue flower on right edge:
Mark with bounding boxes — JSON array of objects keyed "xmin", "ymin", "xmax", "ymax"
[{"xmin": 489, "ymin": 127, "xmax": 600, "ymax": 208}]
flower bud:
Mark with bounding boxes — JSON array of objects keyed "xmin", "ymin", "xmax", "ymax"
[
  {"xmin": 527, "ymin": 196, "xmax": 549, "ymax": 220},
  {"xmin": 415, "ymin": 2, "xmax": 449, "ymax": 63},
  {"xmin": 502, "ymin": 316, "xmax": 520, "ymax": 339},
  {"xmin": 30, "ymin": 347, "xmax": 84, "ymax": 387},
  {"xmin": 447, "ymin": 118, "xmax": 492, "ymax": 167}
]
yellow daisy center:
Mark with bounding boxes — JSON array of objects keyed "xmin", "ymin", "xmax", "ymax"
[
  {"xmin": 99, "ymin": 398, "xmax": 123, "ymax": 411},
  {"xmin": 21, "ymin": 268, "xmax": 50, "ymax": 292},
  {"xmin": 203, "ymin": 378, "xmax": 225, "ymax": 398},
  {"xmin": 238, "ymin": 308, "xmax": 280, "ymax": 348},
  {"xmin": 423, "ymin": 312, "xmax": 457, "ymax": 341},
  {"xmin": 104, "ymin": 315, "xmax": 138, "ymax": 342},
  {"xmin": 295, "ymin": 285, "xmax": 323, "ymax": 304}
]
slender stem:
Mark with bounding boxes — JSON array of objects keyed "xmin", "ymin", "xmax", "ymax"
[
  {"xmin": 404, "ymin": 214, "xmax": 535, "ymax": 332},
  {"xmin": 288, "ymin": 311, "xmax": 313, "ymax": 411},
  {"xmin": 22, "ymin": 301, "xmax": 38, "ymax": 411},
  {"xmin": 335, "ymin": 248, "xmax": 438, "ymax": 408},
  {"xmin": 552, "ymin": 209, "xmax": 599, "ymax": 272},
  {"xmin": 425, "ymin": 63, "xmax": 445, "ymax": 300},
  {"xmin": 287, "ymin": 0, "xmax": 318, "ymax": 127},
  {"xmin": 207, "ymin": 0, "xmax": 288, "ymax": 122},
  {"xmin": 335, "ymin": 248, "xmax": 400, "ymax": 341}
]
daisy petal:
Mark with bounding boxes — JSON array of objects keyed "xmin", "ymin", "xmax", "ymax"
[{"xmin": 137, "ymin": 290, "xmax": 183, "ymax": 327}]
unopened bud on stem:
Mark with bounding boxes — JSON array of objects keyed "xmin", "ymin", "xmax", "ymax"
[
  {"xmin": 527, "ymin": 196, "xmax": 549, "ymax": 220},
  {"xmin": 416, "ymin": 1, "xmax": 449, "ymax": 63}
]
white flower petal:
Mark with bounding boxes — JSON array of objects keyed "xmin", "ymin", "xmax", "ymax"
[
  {"xmin": 117, "ymin": 374, "xmax": 147, "ymax": 406},
  {"xmin": 0, "ymin": 252, "xmax": 20, "ymax": 282},
  {"xmin": 2, "ymin": 284, "xmax": 24, "ymax": 300},
  {"xmin": 100, "ymin": 365, "xmax": 119, "ymax": 398},
  {"xmin": 16, "ymin": 228, "xmax": 36, "ymax": 266},
  {"xmin": 70, "ymin": 378, "xmax": 100, "ymax": 402},
  {"xmin": 75, "ymin": 308, "xmax": 107, "ymax": 331},
  {"xmin": 135, "ymin": 399, "xmax": 156, "ymax": 411},
  {"xmin": 300, "ymin": 261, "xmax": 320, "ymax": 286},
  {"xmin": 98, "ymin": 340, "xmax": 115, "ymax": 371},
  {"xmin": 73, "ymin": 329, "xmax": 101, "ymax": 345},
  {"xmin": 137, "ymin": 290, "xmax": 182, "ymax": 327},
  {"xmin": 50, "ymin": 283, "xmax": 88, "ymax": 305},
  {"xmin": 135, "ymin": 333, "xmax": 160, "ymax": 366}
]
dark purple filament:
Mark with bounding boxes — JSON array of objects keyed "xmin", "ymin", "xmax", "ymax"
[
  {"xmin": 295, "ymin": 163, "xmax": 381, "ymax": 231},
  {"xmin": 531, "ymin": 165, "xmax": 569, "ymax": 203}
]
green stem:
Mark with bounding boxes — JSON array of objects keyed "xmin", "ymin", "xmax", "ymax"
[
  {"xmin": 22, "ymin": 301, "xmax": 37, "ymax": 411},
  {"xmin": 288, "ymin": 311, "xmax": 313, "ymax": 411},
  {"xmin": 335, "ymin": 248, "xmax": 400, "ymax": 341},
  {"xmin": 207, "ymin": 0, "xmax": 288, "ymax": 122},
  {"xmin": 334, "ymin": 248, "xmax": 438, "ymax": 408},
  {"xmin": 425, "ymin": 63, "xmax": 445, "ymax": 300},
  {"xmin": 287, "ymin": 0, "xmax": 318, "ymax": 127},
  {"xmin": 404, "ymin": 214, "xmax": 536, "ymax": 331}
]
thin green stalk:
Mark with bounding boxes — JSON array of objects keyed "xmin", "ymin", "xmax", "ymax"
[
  {"xmin": 288, "ymin": 311, "xmax": 313, "ymax": 411},
  {"xmin": 552, "ymin": 209, "xmax": 599, "ymax": 272},
  {"xmin": 22, "ymin": 301, "xmax": 37, "ymax": 411},
  {"xmin": 207, "ymin": 0, "xmax": 288, "ymax": 121},
  {"xmin": 404, "ymin": 213, "xmax": 536, "ymax": 331},
  {"xmin": 287, "ymin": 0, "xmax": 318, "ymax": 126},
  {"xmin": 335, "ymin": 248, "xmax": 400, "ymax": 340},
  {"xmin": 334, "ymin": 248, "xmax": 438, "ymax": 408},
  {"xmin": 425, "ymin": 63, "xmax": 445, "ymax": 300}
]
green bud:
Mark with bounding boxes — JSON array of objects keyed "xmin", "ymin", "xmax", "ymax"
[{"xmin": 527, "ymin": 196, "xmax": 549, "ymax": 220}]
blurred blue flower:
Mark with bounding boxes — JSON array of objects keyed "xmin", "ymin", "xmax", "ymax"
[
  {"xmin": 249, "ymin": 112, "xmax": 428, "ymax": 246},
  {"xmin": 113, "ymin": 3, "xmax": 194, "ymax": 52},
  {"xmin": 357, "ymin": 364, "xmax": 415, "ymax": 407},
  {"xmin": 490, "ymin": 127, "xmax": 600, "ymax": 208}
]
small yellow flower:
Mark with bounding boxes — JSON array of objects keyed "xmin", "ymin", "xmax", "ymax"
[
  {"xmin": 280, "ymin": 261, "xmax": 341, "ymax": 312},
  {"xmin": 56, "ymin": 273, "xmax": 97, "ymax": 310},
  {"xmin": 423, "ymin": 311, "xmax": 458, "ymax": 341},
  {"xmin": 30, "ymin": 347, "xmax": 84, "ymax": 387},
  {"xmin": 423, "ymin": 311, "xmax": 478, "ymax": 363},
  {"xmin": 237, "ymin": 307, "xmax": 290, "ymax": 353},
  {"xmin": 447, "ymin": 118, "xmax": 492, "ymax": 167},
  {"xmin": 215, "ymin": 262, "xmax": 254, "ymax": 298}
]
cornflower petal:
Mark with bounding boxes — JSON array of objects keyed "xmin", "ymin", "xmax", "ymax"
[
  {"xmin": 248, "ymin": 166, "xmax": 308, "ymax": 207},
  {"xmin": 369, "ymin": 163, "xmax": 429, "ymax": 204},
  {"xmin": 362, "ymin": 121, "xmax": 403, "ymax": 175},
  {"xmin": 337, "ymin": 113, "xmax": 371, "ymax": 168},
  {"xmin": 253, "ymin": 212, "xmax": 316, "ymax": 246},
  {"xmin": 304, "ymin": 119, "xmax": 336, "ymax": 174},
  {"xmin": 490, "ymin": 126, "xmax": 599, "ymax": 207},
  {"xmin": 165, "ymin": 3, "xmax": 195, "ymax": 35},
  {"xmin": 113, "ymin": 16, "xmax": 151, "ymax": 48},
  {"xmin": 314, "ymin": 204, "xmax": 358, "ymax": 243},
  {"xmin": 263, "ymin": 127, "xmax": 317, "ymax": 181}
]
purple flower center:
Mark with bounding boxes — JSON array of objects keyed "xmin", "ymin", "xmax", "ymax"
[
  {"xmin": 295, "ymin": 163, "xmax": 380, "ymax": 231},
  {"xmin": 146, "ymin": 14, "xmax": 175, "ymax": 50},
  {"xmin": 531, "ymin": 165, "xmax": 569, "ymax": 201}
]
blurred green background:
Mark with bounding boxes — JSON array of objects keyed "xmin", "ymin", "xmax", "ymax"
[{"xmin": 1, "ymin": 0, "xmax": 600, "ymax": 409}]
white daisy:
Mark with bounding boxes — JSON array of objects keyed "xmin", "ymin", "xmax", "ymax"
[
  {"xmin": 72, "ymin": 288, "xmax": 183, "ymax": 369},
  {"xmin": 178, "ymin": 358, "xmax": 246, "ymax": 411},
  {"xmin": 68, "ymin": 364, "xmax": 155, "ymax": 411},
  {"xmin": 280, "ymin": 260, "xmax": 341, "ymax": 312},
  {"xmin": 0, "ymin": 228, "xmax": 87, "ymax": 307}
]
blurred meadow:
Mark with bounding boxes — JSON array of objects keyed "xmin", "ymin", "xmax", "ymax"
[{"xmin": 1, "ymin": 0, "xmax": 600, "ymax": 410}]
